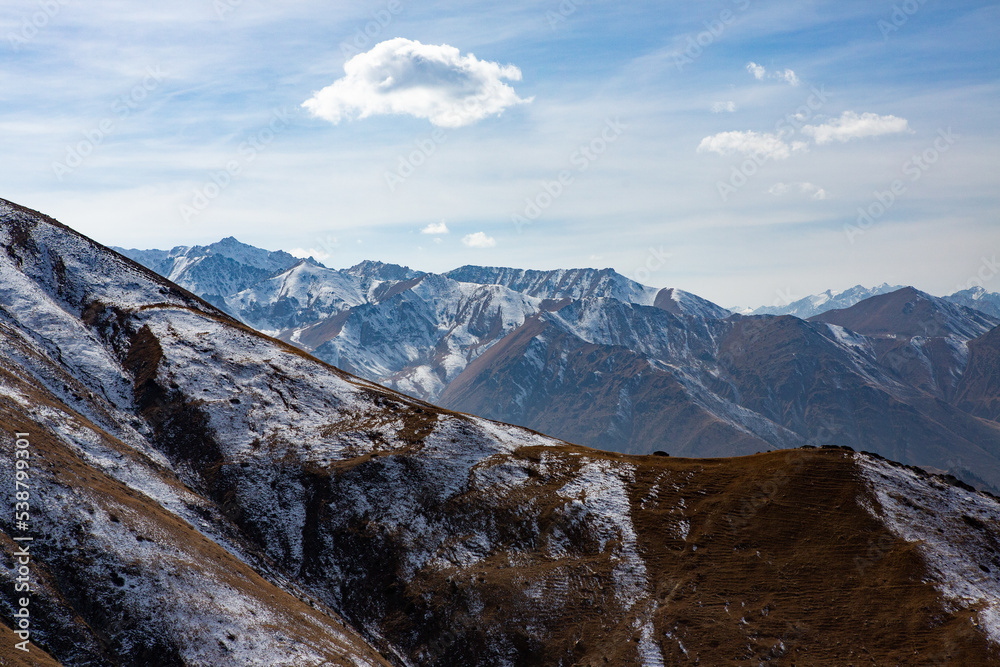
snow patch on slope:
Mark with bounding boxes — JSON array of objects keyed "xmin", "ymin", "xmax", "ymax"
[
  {"xmin": 558, "ymin": 459, "xmax": 663, "ymax": 665},
  {"xmin": 857, "ymin": 454, "xmax": 1000, "ymax": 644}
]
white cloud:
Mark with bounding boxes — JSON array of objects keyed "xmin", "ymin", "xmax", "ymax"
[
  {"xmin": 768, "ymin": 182, "xmax": 830, "ymax": 200},
  {"xmin": 746, "ymin": 62, "xmax": 766, "ymax": 80},
  {"xmin": 746, "ymin": 62, "xmax": 800, "ymax": 86},
  {"xmin": 775, "ymin": 68, "xmax": 800, "ymax": 86},
  {"xmin": 697, "ymin": 130, "xmax": 795, "ymax": 160},
  {"xmin": 302, "ymin": 38, "xmax": 531, "ymax": 128},
  {"xmin": 712, "ymin": 101, "xmax": 737, "ymax": 113},
  {"xmin": 801, "ymin": 111, "xmax": 910, "ymax": 144},
  {"xmin": 421, "ymin": 220, "xmax": 449, "ymax": 234},
  {"xmin": 462, "ymin": 231, "xmax": 496, "ymax": 248},
  {"xmin": 289, "ymin": 247, "xmax": 333, "ymax": 261}
]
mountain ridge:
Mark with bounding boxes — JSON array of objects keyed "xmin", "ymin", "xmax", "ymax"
[
  {"xmin": 3, "ymin": 200, "xmax": 1000, "ymax": 664},
  {"xmin": 115, "ymin": 238, "xmax": 1000, "ymax": 492}
]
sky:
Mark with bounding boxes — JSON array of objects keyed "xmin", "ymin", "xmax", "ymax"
[{"xmin": 1, "ymin": 0, "xmax": 998, "ymax": 308}]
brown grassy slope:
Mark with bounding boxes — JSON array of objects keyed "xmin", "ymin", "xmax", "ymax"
[
  {"xmin": 0, "ymin": 624, "xmax": 63, "ymax": 666},
  {"xmin": 288, "ymin": 440, "xmax": 998, "ymax": 666},
  {"xmin": 628, "ymin": 448, "xmax": 993, "ymax": 665}
]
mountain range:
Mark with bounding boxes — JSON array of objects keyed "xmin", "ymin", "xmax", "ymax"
[
  {"xmin": 5, "ymin": 198, "xmax": 1000, "ymax": 664},
  {"xmin": 115, "ymin": 238, "xmax": 1000, "ymax": 493}
]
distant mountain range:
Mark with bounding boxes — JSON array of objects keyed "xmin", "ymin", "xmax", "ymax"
[
  {"xmin": 730, "ymin": 283, "xmax": 904, "ymax": 318},
  {"xmin": 115, "ymin": 238, "xmax": 1000, "ymax": 493},
  {"xmin": 733, "ymin": 283, "xmax": 1000, "ymax": 319},
  {"xmin": 7, "ymin": 199, "xmax": 1000, "ymax": 665}
]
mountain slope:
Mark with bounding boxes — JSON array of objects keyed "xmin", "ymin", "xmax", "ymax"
[
  {"xmin": 954, "ymin": 324, "xmax": 1000, "ymax": 423},
  {"xmin": 811, "ymin": 287, "xmax": 999, "ymax": 401},
  {"xmin": 0, "ymin": 200, "xmax": 394, "ymax": 666},
  {"xmin": 3, "ymin": 200, "xmax": 1000, "ymax": 664},
  {"xmin": 115, "ymin": 240, "xmax": 1000, "ymax": 492}
]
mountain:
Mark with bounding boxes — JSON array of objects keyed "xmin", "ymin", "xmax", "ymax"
[
  {"xmin": 954, "ymin": 323, "xmax": 1000, "ymax": 423},
  {"xmin": 732, "ymin": 283, "xmax": 903, "ymax": 318},
  {"xmin": 4, "ymin": 199, "xmax": 1000, "ymax": 664},
  {"xmin": 117, "ymin": 239, "xmax": 1000, "ymax": 491},
  {"xmin": 811, "ymin": 287, "xmax": 998, "ymax": 400},
  {"xmin": 446, "ymin": 265, "xmax": 733, "ymax": 319},
  {"xmin": 735, "ymin": 283, "xmax": 1000, "ymax": 321},
  {"xmin": 113, "ymin": 237, "xmax": 304, "ymax": 312},
  {"xmin": 946, "ymin": 286, "xmax": 1000, "ymax": 319}
]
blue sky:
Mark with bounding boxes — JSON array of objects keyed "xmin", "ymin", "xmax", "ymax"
[{"xmin": 1, "ymin": 0, "xmax": 997, "ymax": 307}]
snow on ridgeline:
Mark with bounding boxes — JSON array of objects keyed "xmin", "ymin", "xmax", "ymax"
[
  {"xmin": 733, "ymin": 284, "xmax": 903, "ymax": 318},
  {"xmin": 857, "ymin": 453, "xmax": 1000, "ymax": 645}
]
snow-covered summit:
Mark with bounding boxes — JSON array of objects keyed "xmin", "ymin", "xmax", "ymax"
[{"xmin": 735, "ymin": 283, "xmax": 903, "ymax": 318}]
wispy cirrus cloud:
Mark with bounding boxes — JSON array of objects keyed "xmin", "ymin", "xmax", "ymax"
[
  {"xmin": 302, "ymin": 38, "xmax": 531, "ymax": 128},
  {"xmin": 769, "ymin": 182, "xmax": 830, "ymax": 200},
  {"xmin": 801, "ymin": 111, "xmax": 911, "ymax": 144}
]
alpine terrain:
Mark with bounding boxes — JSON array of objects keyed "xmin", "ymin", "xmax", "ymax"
[
  {"xmin": 115, "ymin": 240, "xmax": 1000, "ymax": 493},
  {"xmin": 3, "ymin": 199, "xmax": 1000, "ymax": 665}
]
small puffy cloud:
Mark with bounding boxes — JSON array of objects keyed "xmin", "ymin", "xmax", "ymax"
[
  {"xmin": 746, "ymin": 62, "xmax": 766, "ymax": 80},
  {"xmin": 421, "ymin": 220, "xmax": 449, "ymax": 234},
  {"xmin": 775, "ymin": 69, "xmax": 799, "ymax": 86},
  {"xmin": 768, "ymin": 182, "xmax": 830, "ymax": 200},
  {"xmin": 801, "ymin": 111, "xmax": 910, "ymax": 144},
  {"xmin": 697, "ymin": 130, "xmax": 795, "ymax": 160},
  {"xmin": 712, "ymin": 101, "xmax": 737, "ymax": 113},
  {"xmin": 303, "ymin": 38, "xmax": 531, "ymax": 128},
  {"xmin": 462, "ymin": 232, "xmax": 496, "ymax": 248},
  {"xmin": 746, "ymin": 62, "xmax": 800, "ymax": 86}
]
